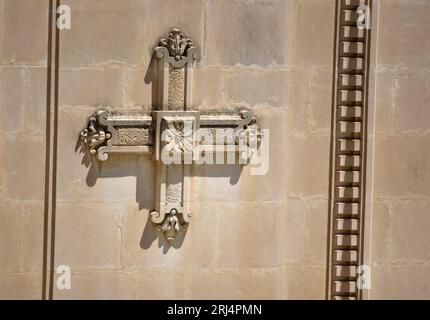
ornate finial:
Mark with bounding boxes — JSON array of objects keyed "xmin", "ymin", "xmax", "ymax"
[
  {"xmin": 158, "ymin": 28, "xmax": 194, "ymax": 61},
  {"xmin": 80, "ymin": 110, "xmax": 112, "ymax": 158},
  {"xmin": 158, "ymin": 208, "xmax": 183, "ymax": 243}
]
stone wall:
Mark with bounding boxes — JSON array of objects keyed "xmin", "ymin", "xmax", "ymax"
[
  {"xmin": 1, "ymin": 0, "xmax": 428, "ymax": 300},
  {"xmin": 53, "ymin": 0, "xmax": 334, "ymax": 300},
  {"xmin": 0, "ymin": 0, "xmax": 335, "ymax": 299},
  {"xmin": 369, "ymin": 0, "xmax": 430, "ymax": 299},
  {"xmin": 0, "ymin": 0, "xmax": 49, "ymax": 299}
]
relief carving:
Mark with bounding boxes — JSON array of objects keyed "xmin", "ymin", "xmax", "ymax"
[
  {"xmin": 158, "ymin": 27, "xmax": 193, "ymax": 62},
  {"xmin": 80, "ymin": 111, "xmax": 112, "ymax": 156},
  {"xmin": 78, "ymin": 28, "xmax": 263, "ymax": 244}
]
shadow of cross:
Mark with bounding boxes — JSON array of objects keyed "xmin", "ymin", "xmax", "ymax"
[{"xmin": 78, "ymin": 28, "xmax": 262, "ymax": 245}]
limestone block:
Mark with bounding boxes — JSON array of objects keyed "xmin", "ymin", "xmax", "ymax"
[
  {"xmin": 192, "ymin": 68, "xmax": 222, "ymax": 110},
  {"xmin": 0, "ymin": 203, "xmax": 20, "ymax": 273},
  {"xmin": 0, "ymin": 202, "xmax": 44, "ymax": 274},
  {"xmin": 54, "ymin": 202, "xmax": 122, "ymax": 270},
  {"xmin": 122, "ymin": 68, "xmax": 154, "ymax": 109},
  {"xmin": 284, "ymin": 199, "xmax": 329, "ymax": 265},
  {"xmin": 0, "ymin": 68, "xmax": 26, "ymax": 133},
  {"xmin": 369, "ymin": 200, "xmax": 391, "ymax": 265},
  {"xmin": 283, "ymin": 266, "xmax": 325, "ymax": 299},
  {"xmin": 304, "ymin": 200, "xmax": 329, "ymax": 265},
  {"xmin": 309, "ymin": 70, "xmax": 334, "ymax": 131},
  {"xmin": 374, "ymin": 71, "xmax": 396, "ymax": 132},
  {"xmin": 60, "ymin": 0, "xmax": 148, "ymax": 68},
  {"xmin": 20, "ymin": 203, "xmax": 44, "ymax": 273},
  {"xmin": 223, "ymin": 70, "xmax": 288, "ymax": 108},
  {"xmin": 0, "ymin": 67, "xmax": 47, "ymax": 134},
  {"xmin": 390, "ymin": 200, "xmax": 430, "ymax": 262},
  {"xmin": 54, "ymin": 271, "xmax": 135, "ymax": 300},
  {"xmin": 59, "ymin": 68, "xmax": 124, "ymax": 108},
  {"xmin": 187, "ymin": 268, "xmax": 285, "ymax": 300},
  {"xmin": 205, "ymin": 0, "xmax": 289, "ymax": 67},
  {"xmin": 216, "ymin": 201, "xmax": 287, "ymax": 267},
  {"xmin": 373, "ymin": 135, "xmax": 430, "ymax": 197},
  {"xmin": 2, "ymin": 135, "xmax": 45, "ymax": 201},
  {"xmin": 134, "ymin": 268, "xmax": 188, "ymax": 299},
  {"xmin": 294, "ymin": 0, "xmax": 335, "ymax": 68},
  {"xmin": 0, "ymin": 0, "xmax": 48, "ymax": 66},
  {"xmin": 288, "ymin": 132, "xmax": 331, "ymax": 197},
  {"xmin": 370, "ymin": 265, "xmax": 430, "ymax": 300},
  {"xmin": 378, "ymin": 0, "xmax": 430, "ymax": 69},
  {"xmin": 287, "ymin": 69, "xmax": 333, "ymax": 132},
  {"xmin": 394, "ymin": 71, "xmax": 430, "ymax": 132},
  {"xmin": 0, "ymin": 273, "xmax": 42, "ymax": 300}
]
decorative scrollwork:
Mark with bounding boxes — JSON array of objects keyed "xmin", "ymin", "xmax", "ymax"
[
  {"xmin": 80, "ymin": 111, "xmax": 112, "ymax": 156},
  {"xmin": 159, "ymin": 27, "xmax": 193, "ymax": 61},
  {"xmin": 155, "ymin": 28, "xmax": 199, "ymax": 69},
  {"xmin": 150, "ymin": 208, "xmax": 184, "ymax": 243}
]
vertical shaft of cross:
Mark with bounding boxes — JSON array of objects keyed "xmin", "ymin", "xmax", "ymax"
[{"xmin": 150, "ymin": 28, "xmax": 199, "ymax": 243}]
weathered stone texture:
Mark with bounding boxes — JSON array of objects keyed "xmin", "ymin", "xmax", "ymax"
[
  {"xmin": 369, "ymin": 0, "xmax": 430, "ymax": 299},
  {"xmin": 0, "ymin": 0, "xmax": 341, "ymax": 300}
]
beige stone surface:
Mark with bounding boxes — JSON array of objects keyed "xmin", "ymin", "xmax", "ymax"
[
  {"xmin": 293, "ymin": 0, "xmax": 336, "ymax": 68},
  {"xmin": 0, "ymin": 202, "xmax": 20, "ymax": 273},
  {"xmin": 0, "ymin": 0, "xmax": 49, "ymax": 66},
  {"xmin": 59, "ymin": 68, "xmax": 124, "ymax": 108},
  {"xmin": 0, "ymin": 0, "xmax": 48, "ymax": 301},
  {"xmin": 54, "ymin": 201, "xmax": 122, "ymax": 270},
  {"xmin": 204, "ymin": 0, "xmax": 290, "ymax": 67},
  {"xmin": 186, "ymin": 268, "xmax": 285, "ymax": 300},
  {"xmin": 0, "ymin": 67, "xmax": 47, "ymax": 133},
  {"xmin": 216, "ymin": 201, "xmax": 287, "ymax": 268},
  {"xmin": 288, "ymin": 133, "xmax": 331, "ymax": 198},
  {"xmin": 284, "ymin": 266, "xmax": 326, "ymax": 300},
  {"xmin": 122, "ymin": 67, "xmax": 154, "ymax": 109},
  {"xmin": 192, "ymin": 68, "xmax": 222, "ymax": 109},
  {"xmin": 390, "ymin": 201, "xmax": 430, "ymax": 262},
  {"xmin": 0, "ymin": 273, "xmax": 42, "ymax": 300},
  {"xmin": 54, "ymin": 271, "xmax": 136, "ymax": 300},
  {"xmin": 373, "ymin": 135, "xmax": 430, "ymax": 198},
  {"xmin": 6, "ymin": 0, "xmax": 430, "ymax": 300},
  {"xmin": 368, "ymin": 0, "xmax": 430, "ymax": 299},
  {"xmin": 0, "ymin": 0, "xmax": 336, "ymax": 299},
  {"xmin": 60, "ymin": 0, "xmax": 204, "ymax": 68},
  {"xmin": 378, "ymin": 0, "xmax": 430, "ymax": 69},
  {"xmin": 2, "ymin": 134, "xmax": 46, "ymax": 201},
  {"xmin": 223, "ymin": 70, "xmax": 288, "ymax": 108},
  {"xmin": 370, "ymin": 265, "xmax": 430, "ymax": 300}
]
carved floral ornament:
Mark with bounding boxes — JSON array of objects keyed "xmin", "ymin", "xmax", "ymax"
[
  {"xmin": 79, "ymin": 28, "xmax": 264, "ymax": 244},
  {"xmin": 154, "ymin": 28, "xmax": 200, "ymax": 70},
  {"xmin": 159, "ymin": 27, "xmax": 193, "ymax": 61}
]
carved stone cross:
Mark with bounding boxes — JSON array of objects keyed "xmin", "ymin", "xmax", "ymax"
[{"xmin": 80, "ymin": 28, "xmax": 262, "ymax": 243}]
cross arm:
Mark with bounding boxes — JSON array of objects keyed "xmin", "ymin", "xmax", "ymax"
[{"xmin": 79, "ymin": 108, "xmax": 261, "ymax": 162}]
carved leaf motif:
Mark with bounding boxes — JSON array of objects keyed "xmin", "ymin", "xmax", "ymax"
[
  {"xmin": 165, "ymin": 120, "xmax": 194, "ymax": 153},
  {"xmin": 159, "ymin": 28, "xmax": 193, "ymax": 61},
  {"xmin": 158, "ymin": 209, "xmax": 183, "ymax": 243},
  {"xmin": 80, "ymin": 115, "xmax": 112, "ymax": 155}
]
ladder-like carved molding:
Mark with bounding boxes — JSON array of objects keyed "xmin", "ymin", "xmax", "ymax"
[{"xmin": 327, "ymin": 0, "xmax": 372, "ymax": 300}]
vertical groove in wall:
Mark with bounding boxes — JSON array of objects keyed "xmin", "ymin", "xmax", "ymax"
[
  {"xmin": 42, "ymin": 0, "xmax": 60, "ymax": 300},
  {"xmin": 327, "ymin": 0, "xmax": 372, "ymax": 300}
]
